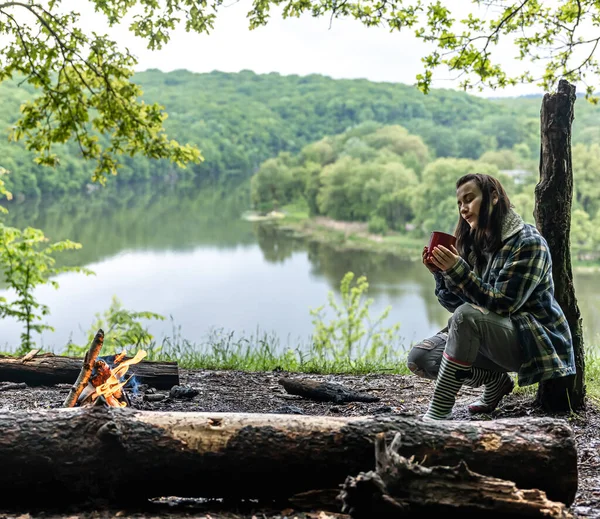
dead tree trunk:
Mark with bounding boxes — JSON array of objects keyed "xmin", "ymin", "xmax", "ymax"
[
  {"xmin": 0, "ymin": 409, "xmax": 577, "ymax": 508},
  {"xmin": 0, "ymin": 353, "xmax": 179, "ymax": 390},
  {"xmin": 535, "ymin": 79, "xmax": 585, "ymax": 411}
]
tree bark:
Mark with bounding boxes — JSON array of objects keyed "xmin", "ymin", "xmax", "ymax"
[
  {"xmin": 339, "ymin": 432, "xmax": 572, "ymax": 518},
  {"xmin": 535, "ymin": 79, "xmax": 585, "ymax": 411},
  {"xmin": 0, "ymin": 409, "xmax": 577, "ymax": 508},
  {"xmin": 0, "ymin": 352, "xmax": 179, "ymax": 390}
]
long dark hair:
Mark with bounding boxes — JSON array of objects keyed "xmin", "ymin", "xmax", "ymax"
[{"xmin": 454, "ymin": 174, "xmax": 511, "ymax": 268}]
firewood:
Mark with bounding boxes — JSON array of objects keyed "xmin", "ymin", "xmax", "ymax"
[
  {"xmin": 289, "ymin": 489, "xmax": 341, "ymax": 510},
  {"xmin": 0, "ymin": 409, "xmax": 577, "ymax": 508},
  {"xmin": 169, "ymin": 384, "xmax": 199, "ymax": 399},
  {"xmin": 90, "ymin": 359, "xmax": 111, "ymax": 387},
  {"xmin": 62, "ymin": 329, "xmax": 104, "ymax": 408},
  {"xmin": 339, "ymin": 432, "xmax": 572, "ymax": 518},
  {"xmin": 113, "ymin": 350, "xmax": 127, "ymax": 364},
  {"xmin": 279, "ymin": 377, "xmax": 380, "ymax": 403}
]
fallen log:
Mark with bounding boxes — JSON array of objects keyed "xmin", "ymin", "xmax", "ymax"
[
  {"xmin": 0, "ymin": 352, "xmax": 179, "ymax": 390},
  {"xmin": 0, "ymin": 408, "xmax": 577, "ymax": 508},
  {"xmin": 339, "ymin": 432, "xmax": 572, "ymax": 518},
  {"xmin": 279, "ymin": 377, "xmax": 380, "ymax": 403}
]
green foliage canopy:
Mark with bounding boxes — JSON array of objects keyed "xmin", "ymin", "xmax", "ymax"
[
  {"xmin": 0, "ymin": 0, "xmax": 204, "ymax": 184},
  {"xmin": 4, "ymin": 68, "xmax": 600, "ymax": 199},
  {"xmin": 251, "ymin": 123, "xmax": 426, "ymax": 224},
  {"xmin": 245, "ymin": 0, "xmax": 600, "ymax": 99}
]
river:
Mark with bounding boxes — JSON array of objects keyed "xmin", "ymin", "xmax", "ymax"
[{"xmin": 1, "ymin": 180, "xmax": 599, "ymax": 354}]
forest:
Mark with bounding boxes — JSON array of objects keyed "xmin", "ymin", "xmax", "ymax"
[{"xmin": 2, "ymin": 69, "xmax": 600, "ymax": 256}]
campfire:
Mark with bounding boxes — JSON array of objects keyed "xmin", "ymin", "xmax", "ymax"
[
  {"xmin": 77, "ymin": 349, "xmax": 147, "ymax": 407},
  {"xmin": 62, "ymin": 328, "xmax": 147, "ymax": 409}
]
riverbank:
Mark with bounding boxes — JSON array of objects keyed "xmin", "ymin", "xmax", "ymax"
[
  {"xmin": 253, "ymin": 203, "xmax": 424, "ymax": 260},
  {"xmin": 280, "ymin": 216, "xmax": 423, "ymax": 258},
  {"xmin": 267, "ymin": 203, "xmax": 600, "ymax": 272}
]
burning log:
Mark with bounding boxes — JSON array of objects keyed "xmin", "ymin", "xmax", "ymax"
[
  {"xmin": 339, "ymin": 432, "xmax": 572, "ymax": 518},
  {"xmin": 78, "ymin": 350, "xmax": 147, "ymax": 408},
  {"xmin": 90, "ymin": 359, "xmax": 112, "ymax": 387},
  {"xmin": 0, "ymin": 351, "xmax": 179, "ymax": 389},
  {"xmin": 63, "ymin": 329, "xmax": 105, "ymax": 407},
  {"xmin": 0, "ymin": 409, "xmax": 577, "ymax": 508}
]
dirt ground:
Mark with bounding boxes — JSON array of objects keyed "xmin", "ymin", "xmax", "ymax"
[{"xmin": 0, "ymin": 368, "xmax": 599, "ymax": 519}]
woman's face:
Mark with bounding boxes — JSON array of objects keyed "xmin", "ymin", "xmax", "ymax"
[{"xmin": 456, "ymin": 180, "xmax": 483, "ymax": 230}]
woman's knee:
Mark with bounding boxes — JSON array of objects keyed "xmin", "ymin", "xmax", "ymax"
[
  {"xmin": 449, "ymin": 303, "xmax": 484, "ymax": 333},
  {"xmin": 406, "ymin": 331, "xmax": 446, "ymax": 380},
  {"xmin": 446, "ymin": 303, "xmax": 486, "ymax": 362}
]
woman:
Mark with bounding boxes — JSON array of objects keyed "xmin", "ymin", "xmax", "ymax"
[{"xmin": 407, "ymin": 173, "xmax": 576, "ymax": 420}]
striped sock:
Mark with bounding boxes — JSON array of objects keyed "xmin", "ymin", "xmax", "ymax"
[
  {"xmin": 423, "ymin": 353, "xmax": 471, "ymax": 420},
  {"xmin": 465, "ymin": 369, "xmax": 514, "ymax": 413},
  {"xmin": 461, "ymin": 366, "xmax": 489, "ymax": 388}
]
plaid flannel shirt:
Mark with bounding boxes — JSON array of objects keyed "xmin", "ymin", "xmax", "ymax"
[{"xmin": 433, "ymin": 220, "xmax": 576, "ymax": 386}]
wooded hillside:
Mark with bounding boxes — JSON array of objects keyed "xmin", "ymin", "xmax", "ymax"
[{"xmin": 2, "ymin": 69, "xmax": 599, "ymax": 198}]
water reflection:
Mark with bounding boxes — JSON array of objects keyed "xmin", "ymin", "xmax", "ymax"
[
  {"xmin": 571, "ymin": 272, "xmax": 600, "ymax": 349},
  {"xmin": 0, "ymin": 179, "xmax": 256, "ymax": 270},
  {"xmin": 254, "ymin": 225, "xmax": 453, "ymax": 342},
  {"xmin": 254, "ymin": 224, "xmax": 306, "ymax": 264}
]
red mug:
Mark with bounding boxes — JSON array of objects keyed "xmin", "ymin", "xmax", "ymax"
[{"xmin": 426, "ymin": 231, "xmax": 457, "ymax": 271}]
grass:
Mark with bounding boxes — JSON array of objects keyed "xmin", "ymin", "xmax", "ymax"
[
  {"xmin": 143, "ymin": 329, "xmax": 600, "ymax": 401},
  {"xmin": 142, "ymin": 325, "xmax": 413, "ymax": 376},
  {"xmin": 584, "ymin": 350, "xmax": 600, "ymax": 402},
  {"xmin": 2, "ymin": 326, "xmax": 600, "ymax": 403},
  {"xmin": 276, "ymin": 200, "xmax": 311, "ymax": 225},
  {"xmin": 0, "ymin": 324, "xmax": 413, "ymax": 376},
  {"xmin": 280, "ymin": 219, "xmax": 424, "ymax": 259}
]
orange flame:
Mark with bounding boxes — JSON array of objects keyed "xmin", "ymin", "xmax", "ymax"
[{"xmin": 93, "ymin": 349, "xmax": 147, "ymax": 407}]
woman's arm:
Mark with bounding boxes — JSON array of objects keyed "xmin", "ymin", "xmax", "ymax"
[
  {"xmin": 434, "ymin": 271, "xmax": 465, "ymax": 313},
  {"xmin": 441, "ymin": 235, "xmax": 549, "ymax": 315}
]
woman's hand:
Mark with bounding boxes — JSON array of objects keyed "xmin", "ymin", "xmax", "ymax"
[
  {"xmin": 429, "ymin": 244, "xmax": 460, "ymax": 272},
  {"xmin": 422, "ymin": 246, "xmax": 438, "ymax": 273}
]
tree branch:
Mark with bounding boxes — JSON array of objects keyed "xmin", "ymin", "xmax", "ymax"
[{"xmin": 1, "ymin": 10, "xmax": 90, "ymax": 158}]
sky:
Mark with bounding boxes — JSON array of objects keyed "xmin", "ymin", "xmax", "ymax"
[{"xmin": 71, "ymin": 1, "xmax": 554, "ymax": 98}]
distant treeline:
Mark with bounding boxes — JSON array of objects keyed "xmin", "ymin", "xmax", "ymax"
[
  {"xmin": 2, "ymin": 69, "xmax": 600, "ymax": 198},
  {"xmin": 249, "ymin": 122, "xmax": 600, "ymax": 259}
]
